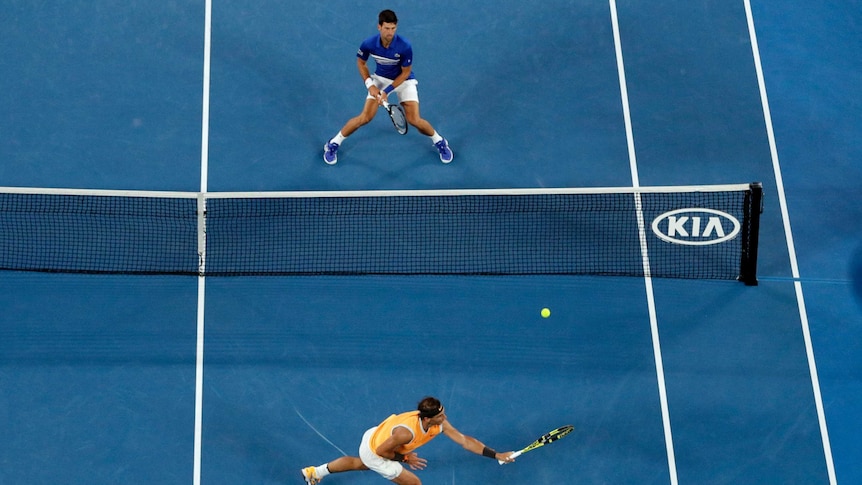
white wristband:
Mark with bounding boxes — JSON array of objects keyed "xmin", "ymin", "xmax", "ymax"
[{"xmin": 364, "ymin": 78, "xmax": 374, "ymax": 89}]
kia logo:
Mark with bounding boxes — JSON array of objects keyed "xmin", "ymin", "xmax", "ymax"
[{"xmin": 651, "ymin": 208, "xmax": 740, "ymax": 246}]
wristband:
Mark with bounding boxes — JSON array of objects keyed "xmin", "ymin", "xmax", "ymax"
[
  {"xmin": 393, "ymin": 452, "xmax": 405, "ymax": 462},
  {"xmin": 383, "ymin": 84, "xmax": 395, "ymax": 94},
  {"xmin": 364, "ymin": 78, "xmax": 374, "ymax": 89},
  {"xmin": 482, "ymin": 446, "xmax": 497, "ymax": 459}
]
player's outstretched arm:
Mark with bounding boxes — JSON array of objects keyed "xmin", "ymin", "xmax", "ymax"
[{"xmin": 442, "ymin": 420, "xmax": 515, "ymax": 463}]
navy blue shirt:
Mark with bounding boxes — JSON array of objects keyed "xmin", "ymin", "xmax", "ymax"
[{"xmin": 357, "ymin": 33, "xmax": 416, "ymax": 81}]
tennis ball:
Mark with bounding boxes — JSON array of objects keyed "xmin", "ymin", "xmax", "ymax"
[{"xmin": 541, "ymin": 308, "xmax": 551, "ymax": 318}]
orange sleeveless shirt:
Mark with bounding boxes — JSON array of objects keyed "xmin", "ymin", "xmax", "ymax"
[{"xmin": 370, "ymin": 411, "xmax": 443, "ymax": 454}]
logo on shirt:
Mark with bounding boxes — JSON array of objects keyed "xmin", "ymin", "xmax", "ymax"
[{"xmin": 371, "ymin": 54, "xmax": 399, "ymax": 66}]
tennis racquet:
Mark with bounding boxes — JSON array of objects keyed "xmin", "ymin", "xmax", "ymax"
[
  {"xmin": 498, "ymin": 425, "xmax": 574, "ymax": 465},
  {"xmin": 381, "ymin": 99, "xmax": 408, "ymax": 135}
]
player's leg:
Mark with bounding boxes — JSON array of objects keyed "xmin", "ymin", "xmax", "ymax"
[
  {"xmin": 342, "ymin": 98, "xmax": 380, "ymax": 136},
  {"xmin": 390, "ymin": 468, "xmax": 422, "ymax": 485},
  {"xmin": 301, "ymin": 456, "xmax": 367, "ymax": 484},
  {"xmin": 323, "ymin": 98, "xmax": 379, "ymax": 165},
  {"xmin": 327, "ymin": 456, "xmax": 368, "ymax": 472},
  {"xmin": 400, "ymin": 101, "xmax": 434, "ymax": 136},
  {"xmin": 397, "ymin": 81, "xmax": 452, "ymax": 163},
  {"xmin": 355, "ymin": 427, "xmax": 423, "ymax": 484}
]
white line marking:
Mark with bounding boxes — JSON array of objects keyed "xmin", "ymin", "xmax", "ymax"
[
  {"xmin": 193, "ymin": 0, "xmax": 212, "ymax": 483},
  {"xmin": 743, "ymin": 2, "xmax": 836, "ymax": 483},
  {"xmin": 609, "ymin": 1, "xmax": 679, "ymax": 484},
  {"xmin": 295, "ymin": 408, "xmax": 349, "ymax": 456}
]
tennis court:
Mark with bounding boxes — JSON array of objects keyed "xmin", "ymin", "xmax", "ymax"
[{"xmin": 1, "ymin": 1, "xmax": 859, "ymax": 484}]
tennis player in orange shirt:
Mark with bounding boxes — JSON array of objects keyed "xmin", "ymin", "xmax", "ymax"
[{"xmin": 301, "ymin": 396, "xmax": 514, "ymax": 484}]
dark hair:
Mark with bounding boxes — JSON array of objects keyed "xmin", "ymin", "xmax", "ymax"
[
  {"xmin": 417, "ymin": 396, "xmax": 443, "ymax": 418},
  {"xmin": 378, "ymin": 9, "xmax": 398, "ymax": 25}
]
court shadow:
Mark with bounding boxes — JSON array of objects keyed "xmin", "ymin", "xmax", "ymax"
[{"xmin": 851, "ymin": 243, "xmax": 862, "ymax": 311}]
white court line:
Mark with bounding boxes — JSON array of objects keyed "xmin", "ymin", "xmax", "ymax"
[
  {"xmin": 608, "ymin": 1, "xmax": 679, "ymax": 484},
  {"xmin": 193, "ymin": 0, "xmax": 212, "ymax": 483},
  {"xmin": 743, "ymin": 2, "xmax": 837, "ymax": 483},
  {"xmin": 294, "ymin": 408, "xmax": 349, "ymax": 456}
]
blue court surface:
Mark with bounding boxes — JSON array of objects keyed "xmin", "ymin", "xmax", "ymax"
[{"xmin": 1, "ymin": 1, "xmax": 860, "ymax": 484}]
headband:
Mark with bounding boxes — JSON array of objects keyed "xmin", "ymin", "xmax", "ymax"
[{"xmin": 418, "ymin": 405, "xmax": 444, "ymax": 419}]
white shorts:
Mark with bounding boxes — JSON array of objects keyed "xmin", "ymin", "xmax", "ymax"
[
  {"xmin": 358, "ymin": 426, "xmax": 404, "ymax": 480},
  {"xmin": 367, "ymin": 75, "xmax": 419, "ymax": 104}
]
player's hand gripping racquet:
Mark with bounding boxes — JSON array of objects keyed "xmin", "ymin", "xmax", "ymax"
[
  {"xmin": 381, "ymin": 99, "xmax": 408, "ymax": 135},
  {"xmin": 498, "ymin": 425, "xmax": 574, "ymax": 465}
]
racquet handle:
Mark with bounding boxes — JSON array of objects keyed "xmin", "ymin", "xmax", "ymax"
[{"xmin": 497, "ymin": 450, "xmax": 522, "ymax": 465}]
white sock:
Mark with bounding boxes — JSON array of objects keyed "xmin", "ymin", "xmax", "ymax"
[
  {"xmin": 429, "ymin": 131, "xmax": 443, "ymax": 144},
  {"xmin": 331, "ymin": 132, "xmax": 346, "ymax": 145},
  {"xmin": 316, "ymin": 464, "xmax": 331, "ymax": 478}
]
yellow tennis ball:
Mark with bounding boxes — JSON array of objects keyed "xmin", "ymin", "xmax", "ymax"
[{"xmin": 541, "ymin": 308, "xmax": 551, "ymax": 318}]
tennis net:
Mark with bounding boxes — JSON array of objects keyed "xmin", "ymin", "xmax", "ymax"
[{"xmin": 0, "ymin": 183, "xmax": 762, "ymax": 284}]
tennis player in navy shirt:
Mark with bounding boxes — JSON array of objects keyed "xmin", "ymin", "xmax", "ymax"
[{"xmin": 323, "ymin": 10, "xmax": 453, "ymax": 165}]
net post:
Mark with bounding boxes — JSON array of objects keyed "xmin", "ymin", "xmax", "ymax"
[
  {"xmin": 739, "ymin": 182, "xmax": 763, "ymax": 286},
  {"xmin": 197, "ymin": 193, "xmax": 207, "ymax": 276}
]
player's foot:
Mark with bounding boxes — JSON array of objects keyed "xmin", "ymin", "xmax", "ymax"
[
  {"xmin": 301, "ymin": 466, "xmax": 321, "ymax": 484},
  {"xmin": 434, "ymin": 138, "xmax": 453, "ymax": 164},
  {"xmin": 323, "ymin": 142, "xmax": 339, "ymax": 165}
]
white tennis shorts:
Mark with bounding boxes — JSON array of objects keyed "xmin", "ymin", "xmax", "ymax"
[
  {"xmin": 367, "ymin": 75, "xmax": 419, "ymax": 104},
  {"xmin": 358, "ymin": 426, "xmax": 404, "ymax": 480}
]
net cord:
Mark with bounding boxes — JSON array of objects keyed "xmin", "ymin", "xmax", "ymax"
[{"xmin": 0, "ymin": 184, "xmax": 755, "ymax": 199}]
